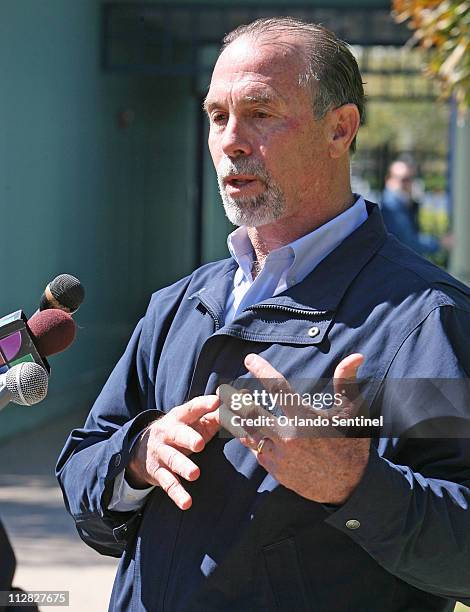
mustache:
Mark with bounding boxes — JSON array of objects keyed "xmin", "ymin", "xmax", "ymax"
[{"xmin": 217, "ymin": 157, "xmax": 270, "ymax": 183}]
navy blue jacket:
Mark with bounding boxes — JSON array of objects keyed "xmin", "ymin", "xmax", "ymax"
[{"xmin": 57, "ymin": 204, "xmax": 470, "ymax": 611}]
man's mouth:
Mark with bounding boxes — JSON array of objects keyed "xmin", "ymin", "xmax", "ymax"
[
  {"xmin": 223, "ymin": 175, "xmax": 261, "ymax": 193},
  {"xmin": 225, "ymin": 175, "xmax": 257, "ymax": 185}
]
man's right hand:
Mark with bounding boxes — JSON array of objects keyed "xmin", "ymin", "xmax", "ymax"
[{"xmin": 126, "ymin": 395, "xmax": 221, "ymax": 510}]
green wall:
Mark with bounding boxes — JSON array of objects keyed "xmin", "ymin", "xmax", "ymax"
[{"xmin": 0, "ymin": 0, "xmax": 197, "ymax": 440}]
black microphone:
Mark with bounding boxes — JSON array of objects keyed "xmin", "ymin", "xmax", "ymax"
[
  {"xmin": 0, "ymin": 362, "xmax": 49, "ymax": 411},
  {"xmin": 39, "ymin": 274, "xmax": 85, "ymax": 315}
]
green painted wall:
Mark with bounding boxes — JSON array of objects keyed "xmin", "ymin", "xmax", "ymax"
[{"xmin": 0, "ymin": 0, "xmax": 197, "ymax": 440}]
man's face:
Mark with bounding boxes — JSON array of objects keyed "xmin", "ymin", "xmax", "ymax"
[
  {"xmin": 388, "ymin": 161, "xmax": 414, "ymax": 198},
  {"xmin": 205, "ymin": 36, "xmax": 330, "ymax": 227}
]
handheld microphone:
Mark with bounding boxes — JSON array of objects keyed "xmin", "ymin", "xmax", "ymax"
[
  {"xmin": 27, "ymin": 309, "xmax": 76, "ymax": 357},
  {"xmin": 0, "ymin": 362, "xmax": 49, "ymax": 411},
  {"xmin": 39, "ymin": 274, "xmax": 85, "ymax": 315}
]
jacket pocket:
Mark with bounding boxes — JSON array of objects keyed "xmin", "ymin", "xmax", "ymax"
[{"xmin": 262, "ymin": 537, "xmax": 310, "ymax": 612}]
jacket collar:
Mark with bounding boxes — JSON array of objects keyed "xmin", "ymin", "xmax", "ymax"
[
  {"xmin": 191, "ymin": 202, "xmax": 386, "ymax": 327},
  {"xmin": 241, "ymin": 202, "xmax": 386, "ymax": 314}
]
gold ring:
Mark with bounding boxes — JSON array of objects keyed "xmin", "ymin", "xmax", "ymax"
[{"xmin": 257, "ymin": 437, "xmax": 269, "ymax": 455}]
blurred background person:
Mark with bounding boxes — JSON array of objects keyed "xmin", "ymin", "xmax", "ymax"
[{"xmin": 381, "ymin": 159, "xmax": 442, "ymax": 256}]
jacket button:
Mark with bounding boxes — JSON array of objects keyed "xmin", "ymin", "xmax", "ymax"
[
  {"xmin": 346, "ymin": 519, "xmax": 361, "ymax": 530},
  {"xmin": 308, "ymin": 326, "xmax": 320, "ymax": 338},
  {"xmin": 114, "ymin": 454, "xmax": 122, "ymax": 468}
]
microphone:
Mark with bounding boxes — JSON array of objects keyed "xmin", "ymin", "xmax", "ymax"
[
  {"xmin": 0, "ymin": 309, "xmax": 76, "ymax": 377},
  {"xmin": 39, "ymin": 274, "xmax": 85, "ymax": 315},
  {"xmin": 0, "ymin": 274, "xmax": 81, "ymax": 376},
  {"xmin": 27, "ymin": 309, "xmax": 76, "ymax": 357},
  {"xmin": 0, "ymin": 362, "xmax": 49, "ymax": 411}
]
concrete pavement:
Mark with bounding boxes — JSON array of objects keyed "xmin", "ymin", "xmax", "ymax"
[{"xmin": 0, "ymin": 408, "xmax": 118, "ymax": 612}]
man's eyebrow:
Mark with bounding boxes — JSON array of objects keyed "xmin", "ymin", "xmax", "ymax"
[
  {"xmin": 202, "ymin": 93, "xmax": 279, "ymax": 114},
  {"xmin": 202, "ymin": 97, "xmax": 215, "ymax": 114}
]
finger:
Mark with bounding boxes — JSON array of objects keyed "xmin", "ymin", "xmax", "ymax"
[
  {"xmin": 153, "ymin": 466, "xmax": 192, "ymax": 510},
  {"xmin": 334, "ymin": 353, "xmax": 364, "ymax": 381},
  {"xmin": 217, "ymin": 385, "xmax": 250, "ymax": 438},
  {"xmin": 333, "ymin": 354, "xmax": 364, "ymax": 405},
  {"xmin": 240, "ymin": 434, "xmax": 276, "ymax": 458},
  {"xmin": 157, "ymin": 444, "xmax": 201, "ymax": 481},
  {"xmin": 217, "ymin": 384, "xmax": 280, "ymax": 440},
  {"xmin": 333, "ymin": 353, "xmax": 368, "ymax": 422},
  {"xmin": 217, "ymin": 385, "xmax": 262, "ymax": 421},
  {"xmin": 192, "ymin": 409, "xmax": 221, "ymax": 443},
  {"xmin": 244, "ymin": 354, "xmax": 297, "ymax": 417},
  {"xmin": 172, "ymin": 395, "xmax": 221, "ymax": 425},
  {"xmin": 163, "ymin": 423, "xmax": 206, "ymax": 453}
]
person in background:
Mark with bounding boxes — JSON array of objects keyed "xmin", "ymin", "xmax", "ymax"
[{"xmin": 381, "ymin": 159, "xmax": 441, "ymax": 256}]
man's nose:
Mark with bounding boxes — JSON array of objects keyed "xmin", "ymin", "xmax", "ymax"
[{"xmin": 221, "ymin": 118, "xmax": 252, "ymax": 158}]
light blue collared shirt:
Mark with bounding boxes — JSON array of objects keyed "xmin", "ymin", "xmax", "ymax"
[{"xmin": 225, "ymin": 196, "xmax": 368, "ymax": 323}]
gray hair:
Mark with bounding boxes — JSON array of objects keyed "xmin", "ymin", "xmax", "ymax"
[{"xmin": 222, "ymin": 17, "xmax": 365, "ymax": 152}]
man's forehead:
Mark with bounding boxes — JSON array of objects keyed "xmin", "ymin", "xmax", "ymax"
[
  {"xmin": 206, "ymin": 35, "xmax": 306, "ymax": 106},
  {"xmin": 205, "ymin": 78, "xmax": 284, "ymax": 108},
  {"xmin": 216, "ymin": 34, "xmax": 305, "ymax": 77}
]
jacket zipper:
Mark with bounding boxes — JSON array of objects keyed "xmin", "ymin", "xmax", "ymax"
[
  {"xmin": 196, "ymin": 295, "xmax": 222, "ymax": 330},
  {"xmin": 244, "ymin": 304, "xmax": 329, "ymax": 317},
  {"xmin": 183, "ymin": 295, "xmax": 222, "ymax": 404}
]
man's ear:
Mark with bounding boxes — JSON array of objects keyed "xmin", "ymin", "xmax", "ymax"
[{"xmin": 328, "ymin": 104, "xmax": 361, "ymax": 158}]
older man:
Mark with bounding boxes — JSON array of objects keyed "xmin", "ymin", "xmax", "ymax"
[{"xmin": 57, "ymin": 18, "xmax": 470, "ymax": 611}]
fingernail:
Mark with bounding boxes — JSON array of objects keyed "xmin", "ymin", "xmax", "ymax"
[{"xmin": 245, "ymin": 354, "xmax": 255, "ymax": 366}]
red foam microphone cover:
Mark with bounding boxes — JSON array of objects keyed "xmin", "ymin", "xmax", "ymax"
[{"xmin": 27, "ymin": 309, "xmax": 76, "ymax": 357}]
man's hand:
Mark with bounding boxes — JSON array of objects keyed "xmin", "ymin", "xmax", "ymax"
[
  {"xmin": 219, "ymin": 353, "xmax": 370, "ymax": 505},
  {"xmin": 126, "ymin": 395, "xmax": 221, "ymax": 510}
]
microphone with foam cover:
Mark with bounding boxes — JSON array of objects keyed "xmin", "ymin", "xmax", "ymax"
[
  {"xmin": 27, "ymin": 309, "xmax": 76, "ymax": 357},
  {"xmin": 39, "ymin": 274, "xmax": 85, "ymax": 315},
  {"xmin": 0, "ymin": 362, "xmax": 49, "ymax": 411}
]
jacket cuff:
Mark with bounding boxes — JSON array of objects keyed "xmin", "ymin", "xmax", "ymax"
[
  {"xmin": 324, "ymin": 445, "xmax": 411, "ymax": 547},
  {"xmin": 99, "ymin": 409, "xmax": 163, "ymax": 512}
]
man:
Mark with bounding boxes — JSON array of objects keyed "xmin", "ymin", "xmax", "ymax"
[
  {"xmin": 57, "ymin": 18, "xmax": 470, "ymax": 611},
  {"xmin": 381, "ymin": 159, "xmax": 440, "ymax": 256}
]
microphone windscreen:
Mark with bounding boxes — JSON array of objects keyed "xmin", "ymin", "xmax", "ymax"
[
  {"xmin": 27, "ymin": 310, "xmax": 76, "ymax": 357},
  {"xmin": 6, "ymin": 362, "xmax": 49, "ymax": 405},
  {"xmin": 40, "ymin": 274, "xmax": 85, "ymax": 314}
]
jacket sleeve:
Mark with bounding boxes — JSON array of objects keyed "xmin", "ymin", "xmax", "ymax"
[
  {"xmin": 326, "ymin": 303, "xmax": 470, "ymax": 604},
  {"xmin": 56, "ymin": 315, "xmax": 162, "ymax": 557}
]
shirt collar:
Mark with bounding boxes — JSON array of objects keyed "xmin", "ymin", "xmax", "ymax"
[{"xmin": 227, "ymin": 195, "xmax": 368, "ymax": 286}]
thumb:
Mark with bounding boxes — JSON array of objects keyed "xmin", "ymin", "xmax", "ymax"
[
  {"xmin": 334, "ymin": 353, "xmax": 364, "ymax": 381},
  {"xmin": 333, "ymin": 354, "xmax": 366, "ymax": 419}
]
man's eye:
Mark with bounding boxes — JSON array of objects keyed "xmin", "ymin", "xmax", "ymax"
[
  {"xmin": 253, "ymin": 111, "xmax": 270, "ymax": 119},
  {"xmin": 211, "ymin": 113, "xmax": 228, "ymax": 124}
]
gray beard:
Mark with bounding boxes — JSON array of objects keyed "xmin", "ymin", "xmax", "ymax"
[
  {"xmin": 216, "ymin": 158, "xmax": 286, "ymax": 227},
  {"xmin": 219, "ymin": 185, "xmax": 285, "ymax": 227}
]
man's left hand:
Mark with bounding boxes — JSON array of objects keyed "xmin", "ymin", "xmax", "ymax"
[{"xmin": 220, "ymin": 353, "xmax": 370, "ymax": 506}]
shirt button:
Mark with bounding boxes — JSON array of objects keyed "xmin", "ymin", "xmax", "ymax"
[
  {"xmin": 114, "ymin": 454, "xmax": 122, "ymax": 468},
  {"xmin": 308, "ymin": 326, "xmax": 320, "ymax": 338},
  {"xmin": 346, "ymin": 519, "xmax": 361, "ymax": 530}
]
